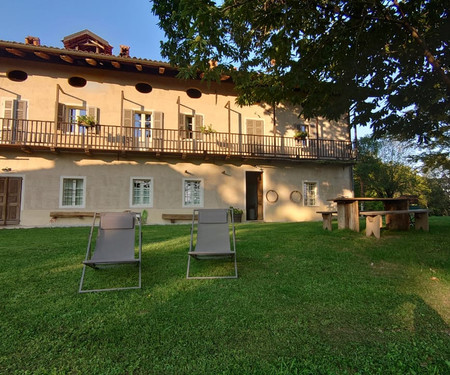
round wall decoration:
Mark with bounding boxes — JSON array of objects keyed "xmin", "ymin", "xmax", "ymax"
[
  {"xmin": 266, "ymin": 189, "xmax": 279, "ymax": 203},
  {"xmin": 290, "ymin": 190, "xmax": 303, "ymax": 203},
  {"xmin": 135, "ymin": 83, "xmax": 152, "ymax": 93},
  {"xmin": 7, "ymin": 70, "xmax": 28, "ymax": 82},
  {"xmin": 186, "ymin": 88, "xmax": 202, "ymax": 98},
  {"xmin": 68, "ymin": 76, "xmax": 87, "ymax": 87}
]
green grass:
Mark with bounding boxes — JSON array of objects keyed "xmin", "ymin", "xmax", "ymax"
[{"xmin": 1, "ymin": 217, "xmax": 449, "ymax": 374}]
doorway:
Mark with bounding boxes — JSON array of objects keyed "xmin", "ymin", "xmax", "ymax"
[
  {"xmin": 0, "ymin": 177, "xmax": 22, "ymax": 225},
  {"xmin": 245, "ymin": 171, "xmax": 263, "ymax": 221}
]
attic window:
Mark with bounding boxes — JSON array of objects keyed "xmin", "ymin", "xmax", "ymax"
[
  {"xmin": 7, "ymin": 70, "xmax": 28, "ymax": 82},
  {"xmin": 186, "ymin": 88, "xmax": 202, "ymax": 99},
  {"xmin": 68, "ymin": 76, "xmax": 87, "ymax": 88},
  {"xmin": 135, "ymin": 83, "xmax": 152, "ymax": 93}
]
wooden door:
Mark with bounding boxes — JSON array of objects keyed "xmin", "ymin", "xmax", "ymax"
[
  {"xmin": 0, "ymin": 177, "xmax": 22, "ymax": 225},
  {"xmin": 245, "ymin": 171, "xmax": 263, "ymax": 221}
]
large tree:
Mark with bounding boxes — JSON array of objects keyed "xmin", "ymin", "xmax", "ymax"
[
  {"xmin": 354, "ymin": 136, "xmax": 430, "ymax": 202},
  {"xmin": 151, "ymin": 0, "xmax": 449, "ymax": 164}
]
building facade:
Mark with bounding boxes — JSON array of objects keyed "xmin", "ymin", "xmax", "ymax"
[{"xmin": 0, "ymin": 31, "xmax": 355, "ymax": 227}]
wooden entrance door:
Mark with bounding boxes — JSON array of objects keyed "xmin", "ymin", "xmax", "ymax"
[
  {"xmin": 245, "ymin": 171, "xmax": 263, "ymax": 220},
  {"xmin": 0, "ymin": 177, "xmax": 22, "ymax": 225}
]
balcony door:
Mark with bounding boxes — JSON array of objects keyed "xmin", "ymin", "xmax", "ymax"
[
  {"xmin": 246, "ymin": 171, "xmax": 263, "ymax": 221},
  {"xmin": 0, "ymin": 177, "xmax": 22, "ymax": 225}
]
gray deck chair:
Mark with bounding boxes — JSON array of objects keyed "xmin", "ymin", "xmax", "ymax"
[
  {"xmin": 187, "ymin": 208, "xmax": 238, "ymax": 279},
  {"xmin": 79, "ymin": 212, "xmax": 142, "ymax": 293}
]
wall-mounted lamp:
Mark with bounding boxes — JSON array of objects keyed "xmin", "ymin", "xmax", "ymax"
[
  {"xmin": 184, "ymin": 170, "xmax": 192, "ymax": 175},
  {"xmin": 1, "ymin": 167, "xmax": 11, "ymax": 172},
  {"xmin": 222, "ymin": 170, "xmax": 231, "ymax": 176}
]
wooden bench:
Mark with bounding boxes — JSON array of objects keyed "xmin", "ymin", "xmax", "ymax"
[
  {"xmin": 360, "ymin": 209, "xmax": 429, "ymax": 238},
  {"xmin": 316, "ymin": 211, "xmax": 337, "ymax": 231},
  {"xmin": 162, "ymin": 214, "xmax": 198, "ymax": 223},
  {"xmin": 50, "ymin": 211, "xmax": 96, "ymax": 219}
]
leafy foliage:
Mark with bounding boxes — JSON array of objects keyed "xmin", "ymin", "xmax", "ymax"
[
  {"xmin": 354, "ymin": 136, "xmax": 430, "ymax": 202},
  {"xmin": 151, "ymin": 0, "xmax": 449, "ymax": 166}
]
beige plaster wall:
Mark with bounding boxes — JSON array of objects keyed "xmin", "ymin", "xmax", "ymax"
[
  {"xmin": 1, "ymin": 58, "xmax": 350, "ymax": 140},
  {"xmin": 0, "ymin": 151, "xmax": 353, "ymax": 227}
]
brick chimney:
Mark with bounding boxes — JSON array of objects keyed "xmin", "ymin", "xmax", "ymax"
[
  {"xmin": 119, "ymin": 45, "xmax": 130, "ymax": 58},
  {"xmin": 25, "ymin": 36, "xmax": 40, "ymax": 46}
]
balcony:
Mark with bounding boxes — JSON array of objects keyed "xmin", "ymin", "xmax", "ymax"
[{"xmin": 0, "ymin": 118, "xmax": 355, "ymax": 162}]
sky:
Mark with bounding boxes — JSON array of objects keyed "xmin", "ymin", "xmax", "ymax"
[
  {"xmin": 1, "ymin": 0, "xmax": 166, "ymax": 61},
  {"xmin": 1, "ymin": 0, "xmax": 371, "ymax": 139}
]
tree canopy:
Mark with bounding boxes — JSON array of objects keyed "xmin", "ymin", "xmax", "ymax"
[
  {"xmin": 354, "ymin": 136, "xmax": 449, "ymax": 214},
  {"xmin": 151, "ymin": 0, "xmax": 449, "ymax": 166}
]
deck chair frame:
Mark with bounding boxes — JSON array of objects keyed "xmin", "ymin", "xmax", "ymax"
[
  {"xmin": 79, "ymin": 212, "xmax": 142, "ymax": 293},
  {"xmin": 187, "ymin": 208, "xmax": 238, "ymax": 279}
]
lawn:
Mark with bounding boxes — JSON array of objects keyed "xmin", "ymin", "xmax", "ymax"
[{"xmin": 0, "ymin": 217, "xmax": 449, "ymax": 374}]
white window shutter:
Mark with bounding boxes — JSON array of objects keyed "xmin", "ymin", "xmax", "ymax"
[
  {"xmin": 153, "ymin": 111, "xmax": 163, "ymax": 129},
  {"xmin": 87, "ymin": 107, "xmax": 99, "ymax": 123},
  {"xmin": 246, "ymin": 119, "xmax": 255, "ymax": 134},
  {"xmin": 179, "ymin": 113, "xmax": 186, "ymax": 138},
  {"xmin": 123, "ymin": 109, "xmax": 133, "ymax": 138},
  {"xmin": 57, "ymin": 103, "xmax": 66, "ymax": 130},
  {"xmin": 194, "ymin": 114, "xmax": 203, "ymax": 140},
  {"xmin": 16, "ymin": 100, "xmax": 27, "ymax": 120},
  {"xmin": 3, "ymin": 100, "xmax": 13, "ymax": 118},
  {"xmin": 255, "ymin": 120, "xmax": 263, "ymax": 135}
]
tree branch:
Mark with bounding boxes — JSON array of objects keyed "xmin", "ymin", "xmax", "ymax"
[{"xmin": 392, "ymin": 0, "xmax": 450, "ymax": 90}]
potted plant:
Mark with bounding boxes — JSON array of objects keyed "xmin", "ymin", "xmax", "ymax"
[
  {"xmin": 294, "ymin": 130, "xmax": 308, "ymax": 141},
  {"xmin": 77, "ymin": 114, "xmax": 97, "ymax": 128},
  {"xmin": 200, "ymin": 124, "xmax": 217, "ymax": 134},
  {"xmin": 230, "ymin": 206, "xmax": 243, "ymax": 222}
]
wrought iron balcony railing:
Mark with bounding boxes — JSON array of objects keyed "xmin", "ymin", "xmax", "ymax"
[{"xmin": 0, "ymin": 118, "xmax": 355, "ymax": 161}]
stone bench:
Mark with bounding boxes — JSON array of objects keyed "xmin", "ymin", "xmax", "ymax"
[
  {"xmin": 162, "ymin": 213, "xmax": 198, "ymax": 223},
  {"xmin": 316, "ymin": 210, "xmax": 338, "ymax": 231},
  {"xmin": 360, "ymin": 209, "xmax": 429, "ymax": 238}
]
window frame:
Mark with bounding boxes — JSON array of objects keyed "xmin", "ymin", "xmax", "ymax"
[
  {"xmin": 130, "ymin": 177, "xmax": 154, "ymax": 208},
  {"xmin": 303, "ymin": 180, "xmax": 319, "ymax": 207},
  {"xmin": 182, "ymin": 178, "xmax": 204, "ymax": 208},
  {"xmin": 133, "ymin": 110, "xmax": 153, "ymax": 139},
  {"xmin": 59, "ymin": 176, "xmax": 86, "ymax": 208}
]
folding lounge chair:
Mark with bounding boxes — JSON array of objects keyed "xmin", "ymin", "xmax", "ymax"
[
  {"xmin": 79, "ymin": 212, "xmax": 142, "ymax": 293},
  {"xmin": 187, "ymin": 208, "xmax": 238, "ymax": 279}
]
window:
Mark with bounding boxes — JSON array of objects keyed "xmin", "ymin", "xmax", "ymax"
[
  {"xmin": 57, "ymin": 104, "xmax": 98, "ymax": 133},
  {"xmin": 133, "ymin": 112, "xmax": 152, "ymax": 139},
  {"xmin": 60, "ymin": 177, "xmax": 86, "ymax": 208},
  {"xmin": 131, "ymin": 178, "xmax": 153, "ymax": 207},
  {"xmin": 295, "ymin": 123, "xmax": 310, "ymax": 146},
  {"xmin": 303, "ymin": 181, "xmax": 318, "ymax": 206},
  {"xmin": 3, "ymin": 99, "xmax": 27, "ymax": 121},
  {"xmin": 179, "ymin": 114, "xmax": 203, "ymax": 139},
  {"xmin": 183, "ymin": 179, "xmax": 203, "ymax": 207}
]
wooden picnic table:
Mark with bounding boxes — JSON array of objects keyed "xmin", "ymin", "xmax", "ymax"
[{"xmin": 328, "ymin": 197, "xmax": 410, "ymax": 232}]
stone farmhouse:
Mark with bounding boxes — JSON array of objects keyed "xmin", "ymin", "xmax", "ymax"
[{"xmin": 0, "ymin": 30, "xmax": 355, "ymax": 226}]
